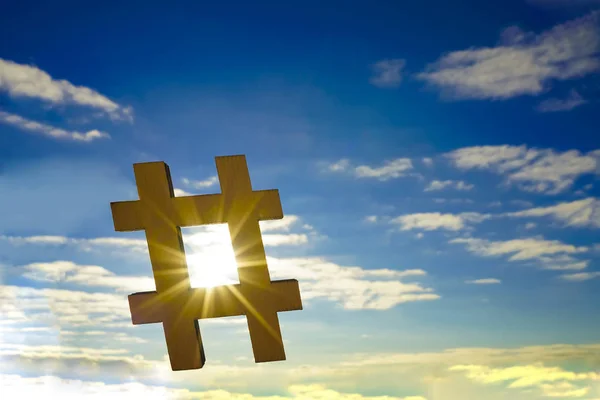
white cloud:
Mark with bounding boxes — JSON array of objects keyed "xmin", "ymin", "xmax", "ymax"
[
  {"xmin": 447, "ymin": 145, "xmax": 538, "ymax": 171},
  {"xmin": 296, "ymin": 346, "xmax": 600, "ymax": 399},
  {"xmin": 417, "ymin": 12, "xmax": 600, "ymax": 99},
  {"xmin": 450, "ymin": 363, "xmax": 598, "ymax": 398},
  {"xmin": 536, "ymin": 89, "xmax": 587, "ymax": 112},
  {"xmin": 422, "ymin": 158, "xmax": 434, "ymax": 167},
  {"xmin": 58, "ymin": 330, "xmax": 147, "ymax": 344},
  {"xmin": 365, "ymin": 216, "xmax": 379, "ymax": 223},
  {"xmin": 559, "ymin": 271, "xmax": 600, "ymax": 281},
  {"xmin": 182, "ymin": 176, "xmax": 219, "ymax": 189},
  {"xmin": 537, "ymin": 255, "xmax": 590, "ymax": 271},
  {"xmin": 395, "ymin": 269, "xmax": 429, "ymax": 277},
  {"xmin": 261, "ymin": 234, "xmax": 308, "ymax": 246},
  {"xmin": 325, "ymin": 158, "xmax": 414, "ymax": 181},
  {"xmin": 173, "ymin": 188, "xmax": 193, "ymax": 196},
  {"xmin": 327, "ymin": 159, "xmax": 351, "ymax": 172},
  {"xmin": 336, "ymin": 343, "xmax": 600, "ymax": 369},
  {"xmin": 451, "ymin": 237, "xmax": 587, "ymax": 261},
  {"xmin": 0, "ymin": 343, "xmax": 288, "ymax": 392},
  {"xmin": 446, "ymin": 145, "xmax": 600, "ymax": 194},
  {"xmin": 269, "ymin": 257, "xmax": 437, "ymax": 310},
  {"xmin": 424, "ymin": 180, "xmax": 474, "ymax": 192},
  {"xmin": 3, "ymin": 225, "xmax": 313, "ymax": 294},
  {"xmin": 0, "ymin": 343, "xmax": 157, "ymax": 380},
  {"xmin": 433, "ymin": 198, "xmax": 474, "ymax": 205},
  {"xmin": 0, "ymin": 58, "xmax": 133, "ymax": 121},
  {"xmin": 355, "ymin": 158, "xmax": 414, "ymax": 180},
  {"xmin": 1, "ymin": 214, "xmax": 309, "ymax": 255},
  {"xmin": 20, "ymin": 261, "xmax": 156, "ymax": 293},
  {"xmin": 369, "ymin": 59, "xmax": 406, "ymax": 88},
  {"xmin": 538, "ymin": 381, "xmax": 592, "ymax": 398},
  {"xmin": 0, "ymin": 285, "xmax": 132, "ymax": 328},
  {"xmin": 506, "ymin": 198, "xmax": 600, "ymax": 228},
  {"xmin": 0, "ymin": 234, "xmax": 148, "ymax": 254},
  {"xmin": 0, "ymin": 111, "xmax": 109, "ymax": 142},
  {"xmin": 451, "ymin": 237, "xmax": 590, "ymax": 274},
  {"xmin": 394, "ymin": 213, "xmax": 464, "ymax": 231},
  {"xmin": 260, "ymin": 215, "xmax": 301, "ymax": 232},
  {"xmin": 4, "ymin": 341, "xmax": 600, "ymax": 399},
  {"xmin": 0, "ymin": 374, "xmax": 427, "ymax": 400},
  {"xmin": 0, "ymin": 235, "xmax": 71, "ymax": 245},
  {"xmin": 465, "ymin": 279, "xmax": 501, "ymax": 285},
  {"xmin": 7, "ymin": 248, "xmax": 436, "ymax": 311},
  {"xmin": 510, "ymin": 151, "xmax": 598, "ymax": 194},
  {"xmin": 0, "ymin": 283, "xmax": 242, "ymax": 336},
  {"xmin": 392, "ymin": 212, "xmax": 489, "ymax": 231}
]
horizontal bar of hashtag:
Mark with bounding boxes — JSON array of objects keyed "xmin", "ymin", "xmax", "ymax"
[{"xmin": 128, "ymin": 279, "xmax": 302, "ymax": 325}]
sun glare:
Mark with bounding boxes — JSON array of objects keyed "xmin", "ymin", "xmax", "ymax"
[{"xmin": 184, "ymin": 225, "xmax": 240, "ymax": 288}]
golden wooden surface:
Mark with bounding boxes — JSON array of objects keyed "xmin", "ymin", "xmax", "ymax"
[{"xmin": 110, "ymin": 155, "xmax": 302, "ymax": 371}]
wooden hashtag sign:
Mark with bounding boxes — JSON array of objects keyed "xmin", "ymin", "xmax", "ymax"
[{"xmin": 110, "ymin": 155, "xmax": 303, "ymax": 371}]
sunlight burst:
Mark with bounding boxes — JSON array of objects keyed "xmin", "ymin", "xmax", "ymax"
[{"xmin": 184, "ymin": 225, "xmax": 240, "ymax": 288}]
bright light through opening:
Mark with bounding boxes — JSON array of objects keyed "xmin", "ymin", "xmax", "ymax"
[{"xmin": 182, "ymin": 225, "xmax": 240, "ymax": 288}]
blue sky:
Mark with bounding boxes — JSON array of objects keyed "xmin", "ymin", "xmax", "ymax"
[{"xmin": 1, "ymin": 1, "xmax": 600, "ymax": 399}]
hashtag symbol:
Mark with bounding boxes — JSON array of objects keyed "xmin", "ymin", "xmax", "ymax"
[{"xmin": 110, "ymin": 155, "xmax": 303, "ymax": 371}]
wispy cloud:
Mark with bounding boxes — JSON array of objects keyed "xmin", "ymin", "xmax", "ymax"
[
  {"xmin": 5, "ymin": 235, "xmax": 435, "ymax": 310},
  {"xmin": 0, "ymin": 374, "xmax": 427, "ymax": 400},
  {"xmin": 0, "ymin": 58, "xmax": 133, "ymax": 121},
  {"xmin": 424, "ymin": 179, "xmax": 474, "ymax": 192},
  {"xmin": 505, "ymin": 198, "xmax": 600, "ymax": 228},
  {"xmin": 334, "ymin": 342, "xmax": 600, "ymax": 368},
  {"xmin": 181, "ymin": 176, "xmax": 219, "ymax": 189},
  {"xmin": 560, "ymin": 271, "xmax": 600, "ymax": 282},
  {"xmin": 446, "ymin": 145, "xmax": 599, "ymax": 194},
  {"xmin": 364, "ymin": 215, "xmax": 379, "ymax": 223},
  {"xmin": 465, "ymin": 278, "xmax": 501, "ymax": 284},
  {"xmin": 263, "ymin": 257, "xmax": 437, "ymax": 310},
  {"xmin": 536, "ymin": 89, "xmax": 587, "ymax": 112},
  {"xmin": 451, "ymin": 236, "xmax": 590, "ymax": 275},
  {"xmin": 260, "ymin": 215, "xmax": 302, "ymax": 232},
  {"xmin": 0, "ymin": 285, "xmax": 132, "ymax": 328},
  {"xmin": 433, "ymin": 198, "xmax": 474, "ymax": 204},
  {"xmin": 369, "ymin": 59, "xmax": 406, "ymax": 88},
  {"xmin": 392, "ymin": 212, "xmax": 489, "ymax": 231},
  {"xmin": 355, "ymin": 159, "xmax": 414, "ymax": 180},
  {"xmin": 0, "ymin": 214, "xmax": 310, "ymax": 253},
  {"xmin": 327, "ymin": 159, "xmax": 351, "ymax": 172},
  {"xmin": 262, "ymin": 234, "xmax": 308, "ymax": 246},
  {"xmin": 451, "ymin": 237, "xmax": 588, "ymax": 261},
  {"xmin": 450, "ymin": 363, "xmax": 598, "ymax": 398},
  {"xmin": 0, "ymin": 111, "xmax": 109, "ymax": 142},
  {"xmin": 4, "ymin": 340, "xmax": 600, "ymax": 398},
  {"xmin": 417, "ymin": 12, "xmax": 600, "ymax": 100},
  {"xmin": 0, "ymin": 234, "xmax": 147, "ymax": 253},
  {"xmin": 325, "ymin": 158, "xmax": 415, "ymax": 181},
  {"xmin": 19, "ymin": 261, "xmax": 155, "ymax": 293}
]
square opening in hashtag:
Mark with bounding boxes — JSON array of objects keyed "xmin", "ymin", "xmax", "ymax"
[{"xmin": 181, "ymin": 224, "xmax": 241, "ymax": 288}]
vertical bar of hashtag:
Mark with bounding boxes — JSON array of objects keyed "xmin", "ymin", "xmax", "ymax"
[
  {"xmin": 216, "ymin": 156, "xmax": 286, "ymax": 362},
  {"xmin": 133, "ymin": 162, "xmax": 205, "ymax": 370}
]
